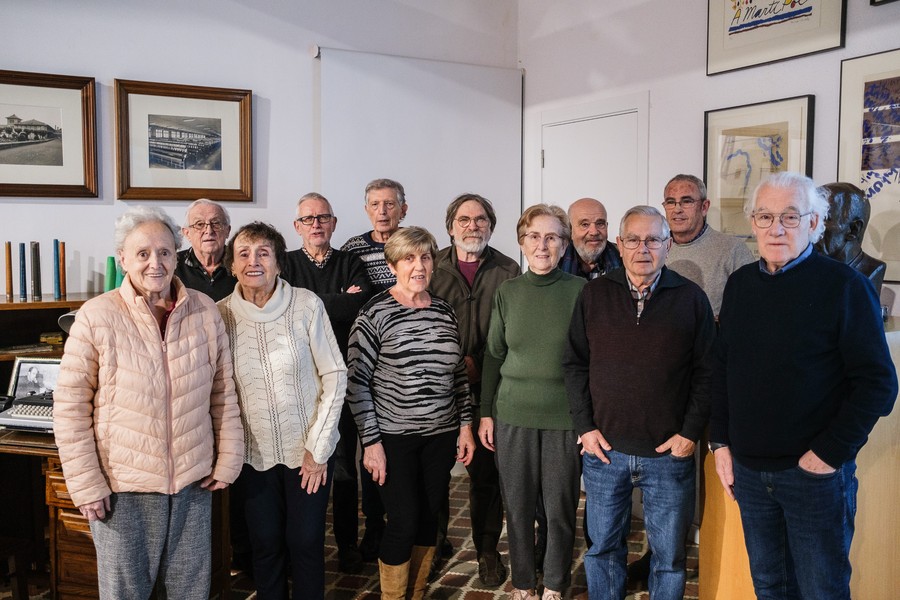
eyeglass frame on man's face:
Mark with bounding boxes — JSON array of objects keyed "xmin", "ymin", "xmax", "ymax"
[
  {"xmin": 455, "ymin": 215, "xmax": 490, "ymax": 228},
  {"xmin": 294, "ymin": 214, "xmax": 335, "ymax": 226},
  {"xmin": 661, "ymin": 198, "xmax": 700, "ymax": 210},
  {"xmin": 188, "ymin": 220, "xmax": 226, "ymax": 232},
  {"xmin": 620, "ymin": 236, "xmax": 669, "ymax": 250},
  {"xmin": 751, "ymin": 212, "xmax": 809, "ymax": 229}
]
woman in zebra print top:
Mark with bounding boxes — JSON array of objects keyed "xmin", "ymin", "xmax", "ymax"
[{"xmin": 347, "ymin": 226, "xmax": 475, "ymax": 600}]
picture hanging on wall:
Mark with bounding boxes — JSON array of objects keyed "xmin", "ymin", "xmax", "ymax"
[
  {"xmin": 704, "ymin": 95, "xmax": 814, "ymax": 255},
  {"xmin": 870, "ymin": 0, "xmax": 899, "ymax": 5},
  {"xmin": 115, "ymin": 79, "xmax": 253, "ymax": 202},
  {"xmin": 838, "ymin": 47, "xmax": 900, "ymax": 282},
  {"xmin": 0, "ymin": 69, "xmax": 97, "ymax": 197},
  {"xmin": 707, "ymin": 0, "xmax": 846, "ymax": 75}
]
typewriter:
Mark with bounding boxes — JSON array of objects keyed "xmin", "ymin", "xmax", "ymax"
[
  {"xmin": 0, "ymin": 392, "xmax": 54, "ymax": 433},
  {"xmin": 0, "ymin": 357, "xmax": 60, "ymax": 434}
]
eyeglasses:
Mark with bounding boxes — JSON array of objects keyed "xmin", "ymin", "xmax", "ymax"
[
  {"xmin": 621, "ymin": 236, "xmax": 668, "ymax": 250},
  {"xmin": 662, "ymin": 198, "xmax": 700, "ymax": 210},
  {"xmin": 519, "ymin": 232, "xmax": 563, "ymax": 247},
  {"xmin": 189, "ymin": 220, "xmax": 226, "ymax": 232},
  {"xmin": 751, "ymin": 212, "xmax": 809, "ymax": 229},
  {"xmin": 455, "ymin": 215, "xmax": 490, "ymax": 228},
  {"xmin": 295, "ymin": 214, "xmax": 334, "ymax": 226}
]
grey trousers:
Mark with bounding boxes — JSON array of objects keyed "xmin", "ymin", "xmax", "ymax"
[
  {"xmin": 495, "ymin": 422, "xmax": 581, "ymax": 592},
  {"xmin": 89, "ymin": 482, "xmax": 212, "ymax": 600}
]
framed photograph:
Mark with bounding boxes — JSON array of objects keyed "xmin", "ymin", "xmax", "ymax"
[
  {"xmin": 707, "ymin": 0, "xmax": 846, "ymax": 75},
  {"xmin": 7, "ymin": 356, "xmax": 60, "ymax": 398},
  {"xmin": 838, "ymin": 48, "xmax": 900, "ymax": 282},
  {"xmin": 871, "ymin": 0, "xmax": 899, "ymax": 5},
  {"xmin": 0, "ymin": 70, "xmax": 97, "ymax": 197},
  {"xmin": 704, "ymin": 95, "xmax": 815, "ymax": 254},
  {"xmin": 115, "ymin": 79, "xmax": 252, "ymax": 202}
]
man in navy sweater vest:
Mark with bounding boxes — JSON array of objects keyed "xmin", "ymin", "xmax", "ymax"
[{"xmin": 709, "ymin": 172, "xmax": 897, "ymax": 599}]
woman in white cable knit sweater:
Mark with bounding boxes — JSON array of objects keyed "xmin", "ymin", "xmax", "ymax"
[{"xmin": 218, "ymin": 222, "xmax": 347, "ymax": 600}]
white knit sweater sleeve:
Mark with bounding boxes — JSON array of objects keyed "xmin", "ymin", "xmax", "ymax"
[{"xmin": 301, "ymin": 294, "xmax": 348, "ymax": 464}]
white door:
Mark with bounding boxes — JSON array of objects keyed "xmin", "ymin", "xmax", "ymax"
[{"xmin": 540, "ymin": 93, "xmax": 649, "ymax": 232}]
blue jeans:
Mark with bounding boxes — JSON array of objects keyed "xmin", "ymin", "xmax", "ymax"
[
  {"xmin": 582, "ymin": 450, "xmax": 694, "ymax": 600},
  {"xmin": 733, "ymin": 459, "xmax": 855, "ymax": 599}
]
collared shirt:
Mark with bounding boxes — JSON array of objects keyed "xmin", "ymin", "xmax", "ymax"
[
  {"xmin": 758, "ymin": 243, "xmax": 813, "ymax": 276},
  {"xmin": 175, "ymin": 248, "xmax": 237, "ymax": 302},
  {"xmin": 626, "ymin": 270, "xmax": 662, "ymax": 319}
]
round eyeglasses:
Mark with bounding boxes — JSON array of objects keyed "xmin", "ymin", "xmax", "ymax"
[{"xmin": 455, "ymin": 215, "xmax": 490, "ymax": 228}]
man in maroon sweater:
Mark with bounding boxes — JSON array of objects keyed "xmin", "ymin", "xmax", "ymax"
[{"xmin": 563, "ymin": 205, "xmax": 715, "ymax": 600}]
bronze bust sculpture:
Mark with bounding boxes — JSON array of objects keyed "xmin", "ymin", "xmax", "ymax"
[{"xmin": 815, "ymin": 182, "xmax": 886, "ymax": 294}]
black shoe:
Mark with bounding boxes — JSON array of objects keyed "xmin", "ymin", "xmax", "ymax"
[
  {"xmin": 440, "ymin": 537, "xmax": 453, "ymax": 558},
  {"xmin": 338, "ymin": 545, "xmax": 364, "ymax": 574},
  {"xmin": 359, "ymin": 527, "xmax": 383, "ymax": 562},
  {"xmin": 477, "ymin": 551, "xmax": 507, "ymax": 588},
  {"xmin": 231, "ymin": 551, "xmax": 254, "ymax": 578}
]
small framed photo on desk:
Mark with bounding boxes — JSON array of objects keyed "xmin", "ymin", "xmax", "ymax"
[{"xmin": 8, "ymin": 356, "xmax": 60, "ymax": 398}]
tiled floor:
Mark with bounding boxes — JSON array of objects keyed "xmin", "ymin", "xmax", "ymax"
[{"xmin": 2, "ymin": 475, "xmax": 699, "ymax": 599}]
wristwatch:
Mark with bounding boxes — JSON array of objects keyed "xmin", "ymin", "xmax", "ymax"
[{"xmin": 708, "ymin": 441, "xmax": 729, "ymax": 453}]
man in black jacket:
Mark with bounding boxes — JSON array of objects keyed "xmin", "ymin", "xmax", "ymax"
[
  {"xmin": 429, "ymin": 193, "xmax": 520, "ymax": 587},
  {"xmin": 281, "ymin": 192, "xmax": 379, "ymax": 573}
]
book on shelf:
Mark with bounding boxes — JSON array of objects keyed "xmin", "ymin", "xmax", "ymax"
[{"xmin": 0, "ymin": 343, "xmax": 57, "ymax": 355}]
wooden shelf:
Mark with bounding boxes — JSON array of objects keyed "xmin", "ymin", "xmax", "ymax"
[{"xmin": 0, "ymin": 293, "xmax": 94, "ymax": 311}]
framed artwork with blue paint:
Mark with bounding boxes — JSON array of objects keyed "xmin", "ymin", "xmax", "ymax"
[
  {"xmin": 704, "ymin": 95, "xmax": 814, "ymax": 257},
  {"xmin": 838, "ymin": 48, "xmax": 900, "ymax": 281},
  {"xmin": 707, "ymin": 0, "xmax": 846, "ymax": 75}
]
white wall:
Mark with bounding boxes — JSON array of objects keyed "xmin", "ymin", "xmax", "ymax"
[
  {"xmin": 517, "ymin": 0, "xmax": 900, "ymax": 312},
  {"xmin": 0, "ymin": 0, "xmax": 518, "ymax": 294}
]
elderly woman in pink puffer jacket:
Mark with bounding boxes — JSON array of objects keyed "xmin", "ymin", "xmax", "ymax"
[{"xmin": 54, "ymin": 205, "xmax": 243, "ymax": 600}]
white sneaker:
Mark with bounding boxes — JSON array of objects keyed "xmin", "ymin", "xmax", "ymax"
[{"xmin": 541, "ymin": 588, "xmax": 563, "ymax": 600}]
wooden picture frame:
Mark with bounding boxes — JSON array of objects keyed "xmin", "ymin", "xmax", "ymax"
[
  {"xmin": 0, "ymin": 70, "xmax": 97, "ymax": 197},
  {"xmin": 704, "ymin": 95, "xmax": 815, "ymax": 253},
  {"xmin": 707, "ymin": 0, "xmax": 846, "ymax": 75},
  {"xmin": 115, "ymin": 79, "xmax": 252, "ymax": 202},
  {"xmin": 838, "ymin": 47, "xmax": 900, "ymax": 282}
]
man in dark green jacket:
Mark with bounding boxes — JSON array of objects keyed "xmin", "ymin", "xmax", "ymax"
[{"xmin": 429, "ymin": 193, "xmax": 520, "ymax": 587}]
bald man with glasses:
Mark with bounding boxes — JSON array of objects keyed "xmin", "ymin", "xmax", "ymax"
[{"xmin": 176, "ymin": 198, "xmax": 237, "ymax": 302}]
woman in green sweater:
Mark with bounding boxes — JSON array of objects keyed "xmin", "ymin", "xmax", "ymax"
[{"xmin": 478, "ymin": 204, "xmax": 586, "ymax": 600}]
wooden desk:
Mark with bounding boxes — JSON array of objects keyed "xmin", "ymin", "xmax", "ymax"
[
  {"xmin": 699, "ymin": 320, "xmax": 900, "ymax": 599},
  {"xmin": 0, "ymin": 429, "xmax": 231, "ymax": 599}
]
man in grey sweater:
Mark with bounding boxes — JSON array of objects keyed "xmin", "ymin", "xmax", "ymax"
[{"xmin": 662, "ymin": 174, "xmax": 754, "ymax": 317}]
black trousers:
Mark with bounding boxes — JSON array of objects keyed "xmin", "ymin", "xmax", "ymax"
[
  {"xmin": 377, "ymin": 431, "xmax": 457, "ymax": 565},
  {"xmin": 331, "ymin": 404, "xmax": 385, "ymax": 549},
  {"xmin": 436, "ymin": 430, "xmax": 505, "ymax": 555}
]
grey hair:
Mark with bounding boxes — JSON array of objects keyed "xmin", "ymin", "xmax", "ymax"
[
  {"xmin": 744, "ymin": 172, "xmax": 828, "ymax": 243},
  {"xmin": 184, "ymin": 198, "xmax": 231, "ymax": 227},
  {"xmin": 664, "ymin": 174, "xmax": 707, "ymax": 200},
  {"xmin": 297, "ymin": 192, "xmax": 334, "ymax": 215},
  {"xmin": 115, "ymin": 206, "xmax": 182, "ymax": 260},
  {"xmin": 365, "ymin": 178, "xmax": 406, "ymax": 206},
  {"xmin": 619, "ymin": 205, "xmax": 671, "ymax": 239}
]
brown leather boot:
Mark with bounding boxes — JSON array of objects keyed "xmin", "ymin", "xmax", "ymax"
[
  {"xmin": 406, "ymin": 545, "xmax": 435, "ymax": 600},
  {"xmin": 378, "ymin": 559, "xmax": 410, "ymax": 600}
]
